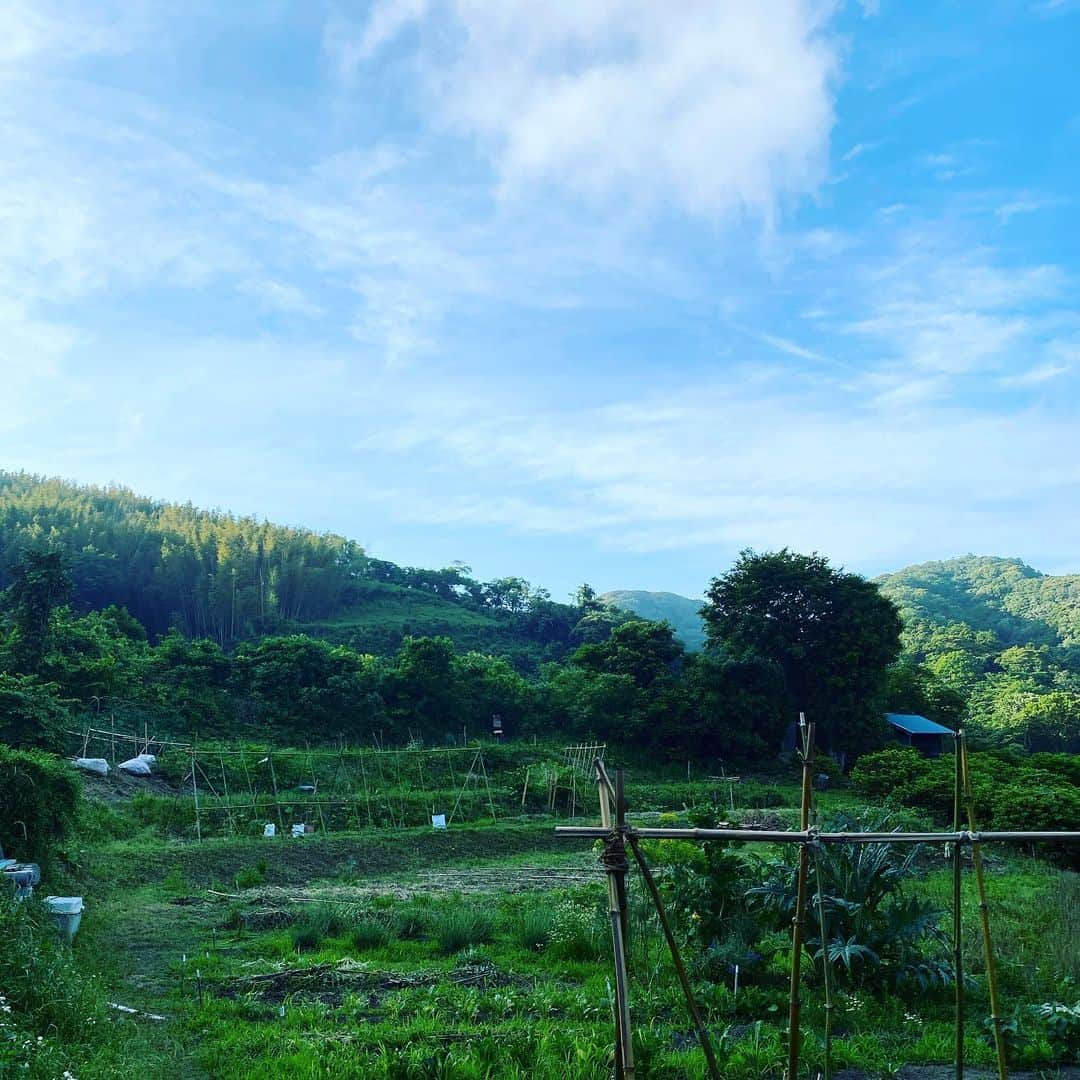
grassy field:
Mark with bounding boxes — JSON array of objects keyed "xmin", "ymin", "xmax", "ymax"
[
  {"xmin": 20, "ymin": 772, "xmax": 1080, "ymax": 1079},
  {"xmin": 296, "ymin": 582, "xmax": 524, "ymax": 659}
]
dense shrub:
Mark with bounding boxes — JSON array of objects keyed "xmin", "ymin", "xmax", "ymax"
[
  {"xmin": 234, "ymin": 861, "xmax": 267, "ymax": 890},
  {"xmin": 850, "ymin": 746, "xmax": 1080, "ymax": 840},
  {"xmin": 988, "ymin": 780, "xmax": 1080, "ymax": 834},
  {"xmin": 1028, "ymin": 752, "xmax": 1080, "ymax": 786},
  {"xmin": 848, "ymin": 746, "xmax": 927, "ymax": 799},
  {"xmin": 546, "ymin": 897, "xmax": 606, "ymax": 961},
  {"xmin": 0, "ymin": 745, "xmax": 79, "ymax": 865}
]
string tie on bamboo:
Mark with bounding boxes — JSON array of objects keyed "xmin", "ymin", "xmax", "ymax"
[{"xmin": 599, "ymin": 831, "xmax": 630, "ymax": 875}]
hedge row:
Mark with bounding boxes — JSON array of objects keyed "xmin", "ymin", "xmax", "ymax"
[
  {"xmin": 850, "ymin": 746, "xmax": 1080, "ymax": 838},
  {"xmin": 0, "ymin": 744, "xmax": 80, "ymax": 865}
]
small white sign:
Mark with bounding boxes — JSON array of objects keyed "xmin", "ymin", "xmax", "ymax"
[{"xmin": 431, "ymin": 814, "xmax": 447, "ymax": 830}]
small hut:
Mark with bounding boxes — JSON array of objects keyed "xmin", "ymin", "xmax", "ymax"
[{"xmin": 885, "ymin": 712, "xmax": 953, "ymax": 758}]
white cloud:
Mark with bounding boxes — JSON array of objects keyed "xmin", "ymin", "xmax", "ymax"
[
  {"xmin": 996, "ymin": 193, "xmax": 1060, "ymax": 224},
  {"xmin": 342, "ymin": 1, "xmax": 841, "ymax": 222},
  {"xmin": 842, "ymin": 140, "xmax": 881, "ymax": 161},
  {"xmin": 844, "ymin": 233, "xmax": 1067, "ymax": 387},
  {"xmin": 999, "ymin": 363, "xmax": 1070, "ymax": 387}
]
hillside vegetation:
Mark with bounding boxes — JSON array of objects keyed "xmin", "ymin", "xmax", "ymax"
[
  {"xmin": 877, "ymin": 556, "xmax": 1080, "ymax": 750},
  {"xmin": 0, "ymin": 471, "xmax": 617, "ymax": 670}
]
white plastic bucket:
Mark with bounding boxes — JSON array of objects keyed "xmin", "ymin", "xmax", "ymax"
[{"xmin": 45, "ymin": 896, "xmax": 84, "ymax": 942}]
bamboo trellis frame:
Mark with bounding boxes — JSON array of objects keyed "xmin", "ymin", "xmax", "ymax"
[
  {"xmin": 557, "ymin": 728, "xmax": 1080, "ymax": 1080},
  {"xmin": 182, "ymin": 743, "xmax": 500, "ymax": 839}
]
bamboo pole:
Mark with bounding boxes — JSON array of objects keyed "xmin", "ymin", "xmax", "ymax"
[
  {"xmin": 190, "ymin": 750, "xmax": 202, "ymax": 843},
  {"xmin": 960, "ymin": 733, "xmax": 1008, "ymax": 1080},
  {"xmin": 555, "ymin": 827, "xmax": 1080, "ymax": 844},
  {"xmin": 626, "ymin": 834, "xmax": 721, "ymax": 1080},
  {"xmin": 219, "ymin": 752, "xmax": 236, "ymax": 836},
  {"xmin": 597, "ymin": 761, "xmax": 634, "ymax": 1080},
  {"xmin": 615, "ymin": 769, "xmax": 630, "ymax": 951},
  {"xmin": 811, "ymin": 845, "xmax": 833, "ymax": 1080},
  {"xmin": 359, "ymin": 751, "xmax": 374, "ymax": 828},
  {"xmin": 241, "ymin": 748, "xmax": 260, "ymax": 826},
  {"xmin": 447, "ymin": 751, "xmax": 479, "ymax": 826},
  {"xmin": 786, "ymin": 716, "xmax": 815, "ymax": 1080},
  {"xmin": 267, "ymin": 753, "xmax": 286, "ymax": 834},
  {"xmin": 480, "ymin": 751, "xmax": 497, "ymax": 821},
  {"xmin": 954, "ymin": 732, "xmax": 965, "ymax": 1080},
  {"xmin": 307, "ymin": 747, "xmax": 328, "ymax": 835}
]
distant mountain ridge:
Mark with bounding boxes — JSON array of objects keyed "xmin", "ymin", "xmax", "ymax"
[
  {"xmin": 604, "ymin": 556, "xmax": 1080, "ymax": 659},
  {"xmin": 600, "ymin": 590, "xmax": 706, "ymax": 650}
]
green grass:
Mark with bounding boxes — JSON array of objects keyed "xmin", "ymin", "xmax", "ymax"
[
  {"xmin": 430, "ymin": 907, "xmax": 495, "ymax": 953},
  {"xmin": 26, "ymin": 773, "xmax": 1080, "ymax": 1079}
]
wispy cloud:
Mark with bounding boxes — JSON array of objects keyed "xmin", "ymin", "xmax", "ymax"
[
  {"xmin": 0, "ymin": 1, "xmax": 1078, "ymax": 590},
  {"xmin": 996, "ymin": 192, "xmax": 1061, "ymax": 223},
  {"xmin": 336, "ymin": 1, "xmax": 841, "ymax": 223}
]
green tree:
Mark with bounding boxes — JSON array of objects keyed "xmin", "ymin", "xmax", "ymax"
[
  {"xmin": 232, "ymin": 635, "xmax": 381, "ymax": 737},
  {"xmin": 882, "ymin": 660, "xmax": 965, "ymax": 730},
  {"xmin": 684, "ymin": 649, "xmax": 788, "ymax": 761},
  {"xmin": 2, "ymin": 550, "xmax": 72, "ymax": 673},
  {"xmin": 382, "ymin": 636, "xmax": 460, "ymax": 739},
  {"xmin": 702, "ymin": 549, "xmax": 902, "ymax": 758},
  {"xmin": 571, "ymin": 619, "xmax": 684, "ymax": 690}
]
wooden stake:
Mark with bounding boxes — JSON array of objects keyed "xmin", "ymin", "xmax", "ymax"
[
  {"xmin": 960, "ymin": 733, "xmax": 1008, "ymax": 1080},
  {"xmin": 786, "ymin": 716, "xmax": 814, "ymax": 1080},
  {"xmin": 615, "ymin": 769, "xmax": 630, "ymax": 951},
  {"xmin": 359, "ymin": 751, "xmax": 374, "ymax": 828},
  {"xmin": 479, "ymin": 751, "xmax": 497, "ymax": 821},
  {"xmin": 191, "ymin": 750, "xmax": 202, "ymax": 843},
  {"xmin": 219, "ymin": 752, "xmax": 236, "ymax": 836},
  {"xmin": 267, "ymin": 753, "xmax": 286, "ymax": 834},
  {"xmin": 954, "ymin": 732, "xmax": 965, "ymax": 1080},
  {"xmin": 597, "ymin": 760, "xmax": 634, "ymax": 1080},
  {"xmin": 811, "ymin": 845, "xmax": 834, "ymax": 1080}
]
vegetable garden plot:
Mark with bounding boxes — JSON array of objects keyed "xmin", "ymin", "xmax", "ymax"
[{"xmin": 557, "ymin": 724, "xmax": 1080, "ymax": 1080}]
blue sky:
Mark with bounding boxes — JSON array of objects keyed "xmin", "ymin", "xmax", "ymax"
[{"xmin": 2, "ymin": 0, "xmax": 1079, "ymax": 600}]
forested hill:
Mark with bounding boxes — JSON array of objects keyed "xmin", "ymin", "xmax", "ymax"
[
  {"xmin": 0, "ymin": 471, "xmax": 620, "ymax": 666},
  {"xmin": 875, "ymin": 556, "xmax": 1080, "ymax": 748},
  {"xmin": 600, "ymin": 590, "xmax": 706, "ymax": 650},
  {"xmin": 876, "ymin": 556, "xmax": 1080, "ymax": 649}
]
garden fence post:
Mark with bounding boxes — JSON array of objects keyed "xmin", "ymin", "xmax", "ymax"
[
  {"xmin": 597, "ymin": 760, "xmax": 634, "ymax": 1080},
  {"xmin": 954, "ymin": 731, "xmax": 965, "ymax": 1080},
  {"xmin": 960, "ymin": 732, "xmax": 1008, "ymax": 1080},
  {"xmin": 787, "ymin": 715, "xmax": 815, "ymax": 1080}
]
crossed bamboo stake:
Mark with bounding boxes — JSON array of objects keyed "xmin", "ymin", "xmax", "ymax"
[{"xmin": 558, "ymin": 723, "xmax": 1080, "ymax": 1080}]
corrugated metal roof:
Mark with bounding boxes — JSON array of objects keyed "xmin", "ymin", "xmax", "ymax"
[{"xmin": 885, "ymin": 712, "xmax": 954, "ymax": 736}]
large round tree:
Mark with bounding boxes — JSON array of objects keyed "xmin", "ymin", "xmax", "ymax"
[{"xmin": 701, "ymin": 549, "xmax": 903, "ymax": 759}]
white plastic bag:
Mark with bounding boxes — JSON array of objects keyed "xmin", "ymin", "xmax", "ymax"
[
  {"xmin": 74, "ymin": 758, "xmax": 109, "ymax": 776},
  {"xmin": 118, "ymin": 756, "xmax": 152, "ymax": 776}
]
